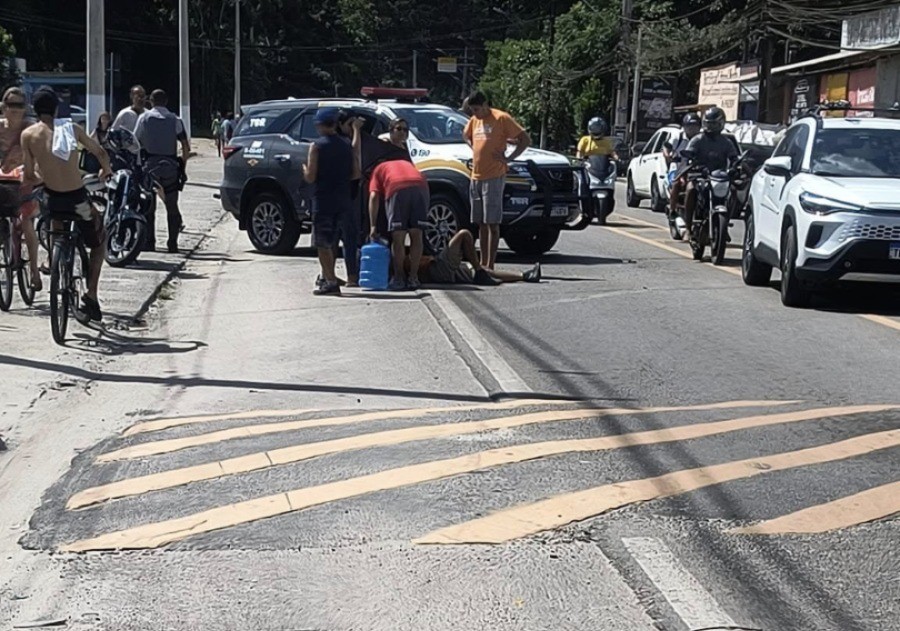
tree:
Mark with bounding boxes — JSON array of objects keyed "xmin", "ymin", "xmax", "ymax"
[{"xmin": 0, "ymin": 25, "xmax": 17, "ymax": 90}]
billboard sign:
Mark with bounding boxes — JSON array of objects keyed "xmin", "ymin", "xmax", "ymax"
[{"xmin": 637, "ymin": 78, "xmax": 673, "ymax": 141}]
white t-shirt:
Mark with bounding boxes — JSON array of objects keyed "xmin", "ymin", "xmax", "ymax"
[{"xmin": 112, "ymin": 107, "xmax": 143, "ymax": 133}]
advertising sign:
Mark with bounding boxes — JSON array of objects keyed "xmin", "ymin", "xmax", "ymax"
[
  {"xmin": 698, "ymin": 63, "xmax": 740, "ymax": 120},
  {"xmin": 637, "ymin": 78, "xmax": 673, "ymax": 141}
]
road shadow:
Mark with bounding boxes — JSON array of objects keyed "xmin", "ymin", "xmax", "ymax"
[
  {"xmin": 70, "ymin": 332, "xmax": 206, "ymax": 356},
  {"xmin": 188, "ymin": 252, "xmax": 253, "ymax": 263},
  {"xmin": 341, "ymin": 292, "xmax": 429, "ymax": 301},
  {"xmin": 808, "ymin": 283, "xmax": 900, "ymax": 317},
  {"xmin": 497, "ymin": 251, "xmax": 632, "ymax": 266}
]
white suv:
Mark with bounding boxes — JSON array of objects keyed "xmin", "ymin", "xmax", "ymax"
[
  {"xmin": 626, "ymin": 125, "xmax": 683, "ymax": 212},
  {"xmin": 742, "ymin": 112, "xmax": 900, "ymax": 307}
]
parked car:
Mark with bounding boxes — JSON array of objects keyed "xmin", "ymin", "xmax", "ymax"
[
  {"xmin": 742, "ymin": 106, "xmax": 900, "ymax": 307},
  {"xmin": 219, "ymin": 88, "xmax": 590, "ymax": 255},
  {"xmin": 625, "ymin": 125, "xmax": 683, "ymax": 212},
  {"xmin": 69, "ymin": 105, "xmax": 86, "ymax": 127}
]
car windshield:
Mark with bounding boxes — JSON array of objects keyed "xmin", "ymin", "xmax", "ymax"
[
  {"xmin": 398, "ymin": 108, "xmax": 469, "ymax": 144},
  {"xmin": 810, "ymin": 128, "xmax": 900, "ymax": 178}
]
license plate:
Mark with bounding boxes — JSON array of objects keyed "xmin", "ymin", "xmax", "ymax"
[
  {"xmin": 551, "ymin": 205, "xmax": 569, "ymax": 217},
  {"xmin": 890, "ymin": 242, "xmax": 900, "ymax": 260}
]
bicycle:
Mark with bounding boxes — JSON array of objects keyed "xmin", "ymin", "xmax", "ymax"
[
  {"xmin": 47, "ymin": 212, "xmax": 91, "ymax": 345},
  {"xmin": 0, "ymin": 180, "xmax": 38, "ymax": 311}
]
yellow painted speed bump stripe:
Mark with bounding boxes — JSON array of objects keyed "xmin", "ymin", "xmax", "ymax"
[
  {"xmin": 414, "ymin": 427, "xmax": 900, "ymax": 545},
  {"xmin": 730, "ymin": 480, "xmax": 900, "ymax": 535},
  {"xmin": 59, "ymin": 403, "xmax": 883, "ymax": 551},
  {"xmin": 70, "ymin": 401, "xmax": 798, "ymax": 509},
  {"xmin": 123, "ymin": 399, "xmax": 566, "ymax": 437}
]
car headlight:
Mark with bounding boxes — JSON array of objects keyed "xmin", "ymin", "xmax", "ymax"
[
  {"xmin": 508, "ymin": 163, "xmax": 531, "ymax": 177},
  {"xmin": 799, "ymin": 192, "xmax": 862, "ymax": 215}
]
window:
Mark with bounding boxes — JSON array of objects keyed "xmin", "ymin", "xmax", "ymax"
[
  {"xmin": 772, "ymin": 126, "xmax": 799, "ymax": 159},
  {"xmin": 288, "ymin": 115, "xmax": 318, "ymax": 142},
  {"xmin": 787, "ymin": 125, "xmax": 809, "ymax": 173},
  {"xmin": 810, "ymin": 127, "xmax": 900, "ymax": 177},
  {"xmin": 643, "ymin": 132, "xmax": 662, "ymax": 155},
  {"xmin": 233, "ymin": 108, "xmax": 300, "ymax": 138},
  {"xmin": 392, "ymin": 108, "xmax": 469, "ymax": 144},
  {"xmin": 655, "ymin": 131, "xmax": 670, "ymax": 155}
]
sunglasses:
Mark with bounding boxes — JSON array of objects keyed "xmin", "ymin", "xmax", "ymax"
[{"xmin": 3, "ymin": 101, "xmax": 26, "ymax": 109}]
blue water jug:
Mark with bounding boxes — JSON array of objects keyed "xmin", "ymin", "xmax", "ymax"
[{"xmin": 359, "ymin": 241, "xmax": 391, "ymax": 290}]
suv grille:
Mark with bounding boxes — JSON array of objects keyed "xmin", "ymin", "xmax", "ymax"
[
  {"xmin": 838, "ymin": 220, "xmax": 900, "ymax": 242},
  {"xmin": 541, "ymin": 167, "xmax": 575, "ymax": 193}
]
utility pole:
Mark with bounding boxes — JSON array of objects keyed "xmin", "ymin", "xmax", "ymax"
[
  {"xmin": 757, "ymin": 30, "xmax": 773, "ymax": 123},
  {"xmin": 86, "ymin": 0, "xmax": 105, "ymax": 130},
  {"xmin": 629, "ymin": 26, "xmax": 642, "ymax": 145},
  {"xmin": 179, "ymin": 0, "xmax": 191, "ymax": 138},
  {"xmin": 107, "ymin": 52, "xmax": 114, "ymax": 114},
  {"xmin": 234, "ymin": 0, "xmax": 241, "ymax": 117},
  {"xmin": 461, "ymin": 46, "xmax": 469, "ymax": 100},
  {"xmin": 539, "ymin": 1, "xmax": 556, "ymax": 149},
  {"xmin": 413, "ymin": 50, "xmax": 418, "ymax": 88},
  {"xmin": 613, "ymin": 0, "xmax": 633, "ymax": 143}
]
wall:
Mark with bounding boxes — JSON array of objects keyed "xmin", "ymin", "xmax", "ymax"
[{"xmin": 876, "ymin": 54, "xmax": 900, "ymax": 108}]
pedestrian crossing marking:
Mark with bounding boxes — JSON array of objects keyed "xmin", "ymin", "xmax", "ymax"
[
  {"xmin": 71, "ymin": 401, "xmax": 802, "ymax": 510},
  {"xmin": 59, "ymin": 405, "xmax": 892, "ymax": 549},
  {"xmin": 414, "ymin": 428, "xmax": 900, "ymax": 545},
  {"xmin": 101, "ymin": 400, "xmax": 798, "ymax": 462},
  {"xmin": 122, "ymin": 399, "xmax": 572, "ymax": 436},
  {"xmin": 730, "ymin": 480, "xmax": 900, "ymax": 535}
]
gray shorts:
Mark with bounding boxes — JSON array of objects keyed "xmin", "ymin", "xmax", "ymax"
[
  {"xmin": 470, "ymin": 177, "xmax": 504, "ymax": 225},
  {"xmin": 427, "ymin": 247, "xmax": 473, "ymax": 284},
  {"xmin": 386, "ymin": 185, "xmax": 429, "ymax": 232}
]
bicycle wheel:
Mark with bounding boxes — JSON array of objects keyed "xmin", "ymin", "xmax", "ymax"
[
  {"xmin": 17, "ymin": 224, "xmax": 36, "ymax": 306},
  {"xmin": 0, "ymin": 222, "xmax": 13, "ymax": 312},
  {"xmin": 49, "ymin": 240, "xmax": 69, "ymax": 344}
]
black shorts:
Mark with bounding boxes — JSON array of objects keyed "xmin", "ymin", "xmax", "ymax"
[
  {"xmin": 46, "ymin": 187, "xmax": 104, "ymax": 248},
  {"xmin": 312, "ymin": 209, "xmax": 355, "ymax": 249}
]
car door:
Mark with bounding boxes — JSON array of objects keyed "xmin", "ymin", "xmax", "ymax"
[
  {"xmin": 278, "ymin": 110, "xmax": 317, "ymax": 216},
  {"xmin": 634, "ymin": 131, "xmax": 662, "ymax": 195},
  {"xmin": 650, "ymin": 129, "xmax": 671, "ymax": 188},
  {"xmin": 757, "ymin": 126, "xmax": 798, "ymax": 248}
]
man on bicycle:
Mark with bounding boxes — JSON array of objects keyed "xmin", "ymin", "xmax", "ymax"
[{"xmin": 21, "ymin": 86, "xmax": 111, "ymax": 321}]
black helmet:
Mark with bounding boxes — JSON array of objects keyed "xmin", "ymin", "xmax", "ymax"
[
  {"xmin": 682, "ymin": 113, "xmax": 701, "ymax": 127},
  {"xmin": 587, "ymin": 116, "xmax": 608, "ymax": 137},
  {"xmin": 703, "ymin": 107, "xmax": 726, "ymax": 135}
]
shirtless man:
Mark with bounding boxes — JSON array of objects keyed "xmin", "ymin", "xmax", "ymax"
[{"xmin": 21, "ymin": 86, "xmax": 111, "ymax": 321}]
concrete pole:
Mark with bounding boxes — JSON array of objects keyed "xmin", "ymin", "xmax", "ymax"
[
  {"xmin": 179, "ymin": 0, "xmax": 191, "ymax": 138},
  {"xmin": 630, "ymin": 26, "xmax": 642, "ymax": 143},
  {"xmin": 234, "ymin": 0, "xmax": 241, "ymax": 117},
  {"xmin": 86, "ymin": 0, "xmax": 105, "ymax": 129},
  {"xmin": 413, "ymin": 50, "xmax": 418, "ymax": 88},
  {"xmin": 613, "ymin": 0, "xmax": 632, "ymax": 141}
]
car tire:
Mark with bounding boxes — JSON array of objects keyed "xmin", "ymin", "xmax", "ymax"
[
  {"xmin": 650, "ymin": 177, "xmax": 666, "ymax": 213},
  {"xmin": 247, "ymin": 191, "xmax": 301, "ymax": 255},
  {"xmin": 626, "ymin": 175, "xmax": 640, "ymax": 208},
  {"xmin": 504, "ymin": 227, "xmax": 560, "ymax": 256},
  {"xmin": 741, "ymin": 212, "xmax": 772, "ymax": 286},
  {"xmin": 424, "ymin": 193, "xmax": 466, "ymax": 254},
  {"xmin": 780, "ymin": 224, "xmax": 812, "ymax": 308}
]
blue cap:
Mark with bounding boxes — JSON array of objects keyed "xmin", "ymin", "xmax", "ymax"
[{"xmin": 314, "ymin": 107, "xmax": 339, "ymax": 125}]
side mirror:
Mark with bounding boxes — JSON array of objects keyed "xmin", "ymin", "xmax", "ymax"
[{"xmin": 763, "ymin": 156, "xmax": 792, "ymax": 177}]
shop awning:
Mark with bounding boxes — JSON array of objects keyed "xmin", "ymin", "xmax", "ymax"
[{"xmin": 772, "ymin": 48, "xmax": 879, "ymax": 75}]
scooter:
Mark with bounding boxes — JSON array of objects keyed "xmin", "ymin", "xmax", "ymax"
[{"xmin": 585, "ymin": 155, "xmax": 617, "ymax": 225}]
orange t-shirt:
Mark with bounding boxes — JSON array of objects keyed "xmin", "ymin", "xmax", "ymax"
[{"xmin": 463, "ymin": 108, "xmax": 525, "ymax": 181}]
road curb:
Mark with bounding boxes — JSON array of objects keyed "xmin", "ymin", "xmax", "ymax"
[
  {"xmin": 130, "ymin": 211, "xmax": 230, "ymax": 322},
  {"xmin": 186, "ymin": 181, "xmax": 219, "ymax": 190}
]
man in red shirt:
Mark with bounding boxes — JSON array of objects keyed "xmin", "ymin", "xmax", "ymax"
[{"xmin": 368, "ymin": 143, "xmax": 429, "ymax": 290}]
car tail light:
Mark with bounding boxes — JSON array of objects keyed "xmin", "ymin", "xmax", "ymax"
[{"xmin": 222, "ymin": 145, "xmax": 239, "ymax": 160}]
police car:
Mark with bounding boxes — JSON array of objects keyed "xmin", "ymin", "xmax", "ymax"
[{"xmin": 219, "ymin": 87, "xmax": 590, "ymax": 255}]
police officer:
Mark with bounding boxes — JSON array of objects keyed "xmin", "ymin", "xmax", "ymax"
[{"xmin": 134, "ymin": 89, "xmax": 191, "ymax": 253}]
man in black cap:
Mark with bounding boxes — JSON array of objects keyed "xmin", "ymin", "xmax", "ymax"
[
  {"xmin": 133, "ymin": 89, "xmax": 190, "ymax": 253},
  {"xmin": 21, "ymin": 86, "xmax": 111, "ymax": 321},
  {"xmin": 303, "ymin": 107, "xmax": 359, "ymax": 295}
]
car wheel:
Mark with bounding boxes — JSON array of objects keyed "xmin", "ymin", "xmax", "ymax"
[
  {"xmin": 626, "ymin": 175, "xmax": 640, "ymax": 208},
  {"xmin": 504, "ymin": 227, "xmax": 560, "ymax": 256},
  {"xmin": 424, "ymin": 193, "xmax": 466, "ymax": 254},
  {"xmin": 650, "ymin": 177, "xmax": 666, "ymax": 213},
  {"xmin": 780, "ymin": 224, "xmax": 812, "ymax": 308},
  {"xmin": 247, "ymin": 191, "xmax": 301, "ymax": 255},
  {"xmin": 741, "ymin": 212, "xmax": 772, "ymax": 286}
]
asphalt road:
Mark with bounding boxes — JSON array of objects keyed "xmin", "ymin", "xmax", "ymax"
[{"xmin": 1, "ymin": 177, "xmax": 898, "ymax": 631}]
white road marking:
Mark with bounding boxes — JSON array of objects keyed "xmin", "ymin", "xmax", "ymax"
[
  {"xmin": 428, "ymin": 289, "xmax": 531, "ymax": 393},
  {"xmin": 623, "ymin": 537, "xmax": 742, "ymax": 630}
]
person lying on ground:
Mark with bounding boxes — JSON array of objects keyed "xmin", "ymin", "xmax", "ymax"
[{"xmin": 404, "ymin": 230, "xmax": 541, "ymax": 287}]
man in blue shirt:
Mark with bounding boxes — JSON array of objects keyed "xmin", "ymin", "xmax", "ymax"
[{"xmin": 303, "ymin": 108, "xmax": 360, "ymax": 295}]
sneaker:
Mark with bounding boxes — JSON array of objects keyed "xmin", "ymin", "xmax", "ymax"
[
  {"xmin": 473, "ymin": 268, "xmax": 501, "ymax": 286},
  {"xmin": 523, "ymin": 262, "xmax": 542, "ymax": 283},
  {"xmin": 388, "ymin": 278, "xmax": 406, "ymax": 291},
  {"xmin": 80, "ymin": 295, "xmax": 103, "ymax": 322},
  {"xmin": 407, "ymin": 277, "xmax": 421, "ymax": 291},
  {"xmin": 313, "ymin": 281, "xmax": 341, "ymax": 296}
]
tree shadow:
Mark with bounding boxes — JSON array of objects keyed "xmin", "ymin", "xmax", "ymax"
[{"xmin": 70, "ymin": 332, "xmax": 207, "ymax": 356}]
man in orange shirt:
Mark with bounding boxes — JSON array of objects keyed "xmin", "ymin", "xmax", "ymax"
[{"xmin": 463, "ymin": 91, "xmax": 530, "ymax": 269}]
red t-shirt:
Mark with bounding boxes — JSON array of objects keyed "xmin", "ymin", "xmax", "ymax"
[{"xmin": 369, "ymin": 160, "xmax": 426, "ymax": 200}]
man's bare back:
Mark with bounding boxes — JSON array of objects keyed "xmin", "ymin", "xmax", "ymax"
[{"xmin": 22, "ymin": 120, "xmax": 108, "ymax": 192}]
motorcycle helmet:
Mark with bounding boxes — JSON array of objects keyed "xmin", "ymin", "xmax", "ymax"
[
  {"xmin": 702, "ymin": 106, "xmax": 726, "ymax": 135},
  {"xmin": 587, "ymin": 117, "xmax": 608, "ymax": 137},
  {"xmin": 682, "ymin": 113, "xmax": 701, "ymax": 128}
]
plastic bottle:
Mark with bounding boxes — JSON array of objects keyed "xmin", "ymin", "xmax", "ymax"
[{"xmin": 359, "ymin": 240, "xmax": 391, "ymax": 290}]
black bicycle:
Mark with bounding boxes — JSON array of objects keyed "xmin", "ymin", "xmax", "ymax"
[
  {"xmin": 0, "ymin": 181, "xmax": 37, "ymax": 310},
  {"xmin": 48, "ymin": 214, "xmax": 91, "ymax": 344}
]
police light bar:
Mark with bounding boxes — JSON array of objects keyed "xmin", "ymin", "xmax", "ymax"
[{"xmin": 360, "ymin": 87, "xmax": 429, "ymax": 100}]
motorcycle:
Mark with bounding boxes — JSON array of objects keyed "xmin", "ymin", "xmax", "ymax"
[
  {"xmin": 685, "ymin": 151, "xmax": 750, "ymax": 265},
  {"xmin": 584, "ymin": 155, "xmax": 617, "ymax": 225},
  {"xmin": 103, "ymin": 129, "xmax": 157, "ymax": 267}
]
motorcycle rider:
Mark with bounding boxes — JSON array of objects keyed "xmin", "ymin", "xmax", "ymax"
[
  {"xmin": 681, "ymin": 107, "xmax": 737, "ymax": 237},
  {"xmin": 576, "ymin": 117, "xmax": 618, "ymax": 162},
  {"xmin": 665, "ymin": 113, "xmax": 702, "ymax": 231}
]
